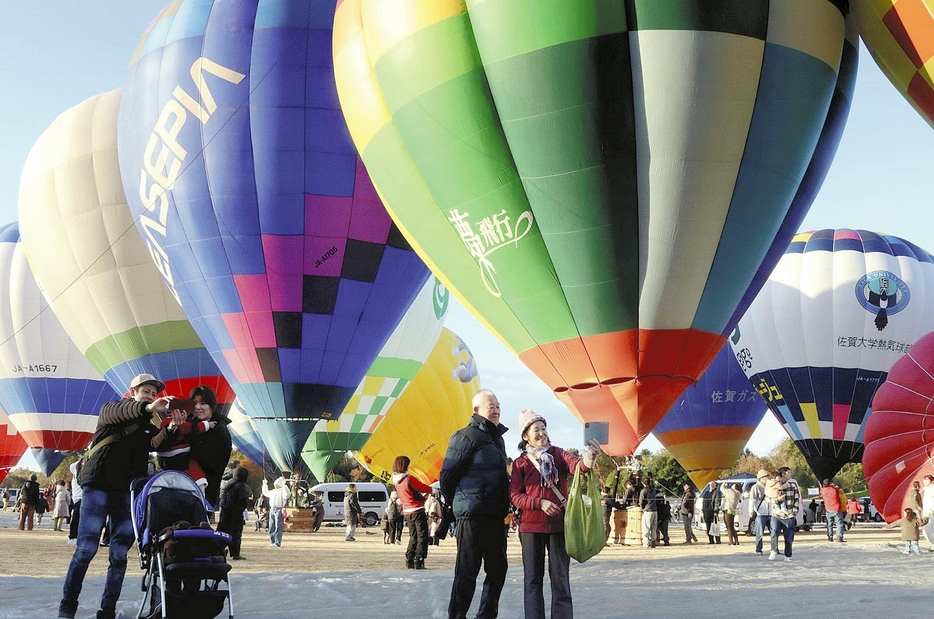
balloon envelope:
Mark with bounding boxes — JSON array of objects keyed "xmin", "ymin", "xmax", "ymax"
[
  {"xmin": 852, "ymin": 0, "xmax": 934, "ymax": 129},
  {"xmin": 334, "ymin": 0, "xmax": 851, "ymax": 455},
  {"xmin": 864, "ymin": 331, "xmax": 934, "ymax": 523},
  {"xmin": 30, "ymin": 448, "xmax": 67, "ymax": 477},
  {"xmin": 355, "ymin": 328, "xmax": 479, "ymax": 485},
  {"xmin": 227, "ymin": 397, "xmax": 267, "ymax": 469},
  {"xmin": 730, "ymin": 229, "xmax": 934, "ymax": 481},
  {"xmin": 301, "ymin": 277, "xmax": 449, "ymax": 480},
  {"xmin": 118, "ymin": 0, "xmax": 431, "ymax": 471},
  {"xmin": 0, "ymin": 223, "xmax": 118, "ymax": 452},
  {"xmin": 18, "ymin": 89, "xmax": 235, "ymax": 403},
  {"xmin": 0, "ymin": 406, "xmax": 28, "ymax": 471},
  {"xmin": 654, "ymin": 345, "xmax": 768, "ymax": 488}
]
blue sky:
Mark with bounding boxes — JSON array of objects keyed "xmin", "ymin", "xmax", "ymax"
[{"xmin": 3, "ymin": 2, "xmax": 934, "ymax": 468}]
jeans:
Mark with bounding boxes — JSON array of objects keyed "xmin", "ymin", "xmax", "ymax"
[
  {"xmin": 826, "ymin": 511, "xmax": 845, "ymax": 540},
  {"xmin": 770, "ymin": 516, "xmax": 795, "ymax": 557},
  {"xmin": 269, "ymin": 508, "xmax": 284, "ymax": 546},
  {"xmin": 62, "ymin": 487, "xmax": 134, "ymax": 614},
  {"xmin": 519, "ymin": 531, "xmax": 572, "ymax": 619},
  {"xmin": 755, "ymin": 514, "xmax": 771, "ymax": 553},
  {"xmin": 448, "ymin": 517, "xmax": 507, "ymax": 619},
  {"xmin": 69, "ymin": 500, "xmax": 82, "ymax": 540}
]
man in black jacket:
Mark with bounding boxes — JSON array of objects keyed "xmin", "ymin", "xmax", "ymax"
[
  {"xmin": 439, "ymin": 389, "xmax": 509, "ymax": 619},
  {"xmin": 18, "ymin": 474, "xmax": 40, "ymax": 530},
  {"xmin": 59, "ymin": 373, "xmax": 174, "ymax": 619}
]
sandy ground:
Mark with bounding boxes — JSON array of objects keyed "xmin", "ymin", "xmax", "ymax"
[{"xmin": 0, "ymin": 508, "xmax": 931, "ymax": 618}]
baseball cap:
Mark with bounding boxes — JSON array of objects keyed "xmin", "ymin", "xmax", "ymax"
[{"xmin": 130, "ymin": 373, "xmax": 166, "ymax": 392}]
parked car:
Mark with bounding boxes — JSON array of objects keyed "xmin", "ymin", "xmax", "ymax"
[
  {"xmin": 310, "ymin": 482, "xmax": 389, "ymax": 527},
  {"xmin": 857, "ymin": 496, "xmax": 884, "ymax": 522}
]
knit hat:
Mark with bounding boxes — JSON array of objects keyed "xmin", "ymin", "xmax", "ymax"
[
  {"xmin": 757, "ymin": 469, "xmax": 770, "ymax": 480},
  {"xmin": 518, "ymin": 408, "xmax": 546, "ymax": 437}
]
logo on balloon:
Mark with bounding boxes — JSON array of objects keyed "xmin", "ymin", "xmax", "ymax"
[
  {"xmin": 855, "ymin": 270, "xmax": 910, "ymax": 331},
  {"xmin": 432, "ymin": 278, "xmax": 449, "ymax": 320},
  {"xmin": 448, "ymin": 208, "xmax": 535, "ymax": 297}
]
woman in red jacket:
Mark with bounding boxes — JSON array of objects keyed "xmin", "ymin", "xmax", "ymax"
[
  {"xmin": 509, "ymin": 409, "xmax": 597, "ymax": 619},
  {"xmin": 393, "ymin": 455, "xmax": 434, "ymax": 570}
]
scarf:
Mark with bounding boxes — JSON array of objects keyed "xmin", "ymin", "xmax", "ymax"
[{"xmin": 527, "ymin": 443, "xmax": 557, "ymax": 487}]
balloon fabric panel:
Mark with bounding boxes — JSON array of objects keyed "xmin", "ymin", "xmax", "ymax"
[
  {"xmin": 654, "ymin": 344, "xmax": 767, "ymax": 487},
  {"xmin": 0, "ymin": 407, "xmax": 28, "ymax": 469},
  {"xmin": 865, "ymin": 331, "xmax": 934, "ymax": 522},
  {"xmin": 335, "ymin": 0, "xmax": 849, "ymax": 455},
  {"xmin": 0, "ymin": 223, "xmax": 118, "ymax": 452},
  {"xmin": 731, "ymin": 229, "xmax": 934, "ymax": 481},
  {"xmin": 119, "ymin": 0, "xmax": 430, "ymax": 473},
  {"xmin": 852, "ymin": 0, "xmax": 934, "ymax": 128}
]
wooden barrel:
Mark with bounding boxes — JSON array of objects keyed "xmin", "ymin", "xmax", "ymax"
[{"xmin": 624, "ymin": 506, "xmax": 643, "ymax": 545}]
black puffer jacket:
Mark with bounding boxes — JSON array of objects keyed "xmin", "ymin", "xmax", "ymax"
[
  {"xmin": 439, "ymin": 414, "xmax": 509, "ymax": 520},
  {"xmin": 189, "ymin": 413, "xmax": 232, "ymax": 508},
  {"xmin": 79, "ymin": 398, "xmax": 159, "ymax": 492}
]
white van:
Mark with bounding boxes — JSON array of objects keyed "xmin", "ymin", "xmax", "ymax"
[
  {"xmin": 310, "ymin": 482, "xmax": 389, "ymax": 527},
  {"xmin": 693, "ymin": 476, "xmax": 806, "ymax": 535}
]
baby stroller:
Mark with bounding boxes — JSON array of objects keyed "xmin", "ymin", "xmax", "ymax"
[{"xmin": 131, "ymin": 470, "xmax": 234, "ymax": 619}]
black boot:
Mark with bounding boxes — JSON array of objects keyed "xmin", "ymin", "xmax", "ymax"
[
  {"xmin": 406, "ymin": 559, "xmax": 415, "ymax": 569},
  {"xmin": 415, "ymin": 559, "xmax": 426, "ymax": 570}
]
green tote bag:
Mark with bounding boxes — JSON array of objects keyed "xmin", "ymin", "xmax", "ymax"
[{"xmin": 564, "ymin": 465, "xmax": 606, "ymax": 563}]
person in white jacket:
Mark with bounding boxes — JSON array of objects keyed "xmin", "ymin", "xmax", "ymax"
[
  {"xmin": 748, "ymin": 470, "xmax": 772, "ymax": 556},
  {"xmin": 261, "ymin": 477, "xmax": 290, "ymax": 548},
  {"xmin": 67, "ymin": 461, "xmax": 84, "ymax": 544}
]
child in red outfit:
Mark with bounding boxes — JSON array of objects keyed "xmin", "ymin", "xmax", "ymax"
[{"xmin": 152, "ymin": 408, "xmax": 215, "ymax": 492}]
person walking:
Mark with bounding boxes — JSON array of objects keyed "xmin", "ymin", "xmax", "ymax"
[
  {"xmin": 394, "ymin": 455, "xmax": 433, "ymax": 568},
  {"xmin": 820, "ymin": 478, "xmax": 847, "ymax": 542},
  {"xmin": 217, "ymin": 466, "xmax": 250, "ymax": 560},
  {"xmin": 702, "ymin": 481, "xmax": 722, "ymax": 544},
  {"xmin": 343, "ymin": 483, "xmax": 362, "ymax": 542},
  {"xmin": 59, "ymin": 373, "xmax": 173, "ymax": 619},
  {"xmin": 748, "ymin": 470, "xmax": 772, "ymax": 555},
  {"xmin": 439, "ymin": 389, "xmax": 510, "ymax": 619},
  {"xmin": 18, "ymin": 474, "xmax": 40, "ymax": 531},
  {"xmin": 52, "ymin": 480, "xmax": 71, "ymax": 532},
  {"xmin": 509, "ymin": 409, "xmax": 597, "ymax": 619},
  {"xmin": 679, "ymin": 483, "xmax": 697, "ymax": 544},
  {"xmin": 261, "ymin": 476, "xmax": 290, "ymax": 548},
  {"xmin": 721, "ymin": 482, "xmax": 742, "ymax": 545},
  {"xmin": 768, "ymin": 467, "xmax": 800, "ymax": 562}
]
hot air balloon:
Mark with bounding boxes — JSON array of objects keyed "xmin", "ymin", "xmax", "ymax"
[
  {"xmin": 118, "ymin": 0, "xmax": 431, "ymax": 471},
  {"xmin": 302, "ymin": 277, "xmax": 449, "ymax": 480},
  {"xmin": 227, "ymin": 398, "xmax": 267, "ymax": 469},
  {"xmin": 334, "ymin": 0, "xmax": 852, "ymax": 455},
  {"xmin": 729, "ymin": 229, "xmax": 934, "ymax": 481},
  {"xmin": 864, "ymin": 331, "xmax": 934, "ymax": 523},
  {"xmin": 0, "ymin": 223, "xmax": 119, "ymax": 455},
  {"xmin": 30, "ymin": 448, "xmax": 67, "ymax": 477},
  {"xmin": 0, "ymin": 406, "xmax": 28, "ymax": 480},
  {"xmin": 17, "ymin": 89, "xmax": 235, "ymax": 406},
  {"xmin": 355, "ymin": 328, "xmax": 479, "ymax": 485},
  {"xmin": 852, "ymin": 1, "xmax": 934, "ymax": 128},
  {"xmin": 654, "ymin": 345, "xmax": 768, "ymax": 488}
]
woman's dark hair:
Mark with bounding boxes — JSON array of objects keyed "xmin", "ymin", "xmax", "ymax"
[
  {"xmin": 189, "ymin": 385, "xmax": 218, "ymax": 409},
  {"xmin": 905, "ymin": 508, "xmax": 917, "ymax": 521},
  {"xmin": 393, "ymin": 455, "xmax": 411, "ymax": 474}
]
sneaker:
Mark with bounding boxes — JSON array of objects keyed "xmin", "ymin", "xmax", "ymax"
[
  {"xmin": 345, "ymin": 537, "xmax": 356, "ymax": 542},
  {"xmin": 67, "ymin": 538, "xmax": 77, "ymax": 545},
  {"xmin": 57, "ymin": 600, "xmax": 78, "ymax": 619},
  {"xmin": 768, "ymin": 551, "xmax": 778, "ymax": 561},
  {"xmin": 903, "ymin": 550, "xmax": 911, "ymax": 555},
  {"xmin": 756, "ymin": 550, "xmax": 763, "ymax": 556},
  {"xmin": 784, "ymin": 556, "xmax": 792, "ymax": 562},
  {"xmin": 268, "ymin": 543, "xmax": 278, "ymax": 547}
]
